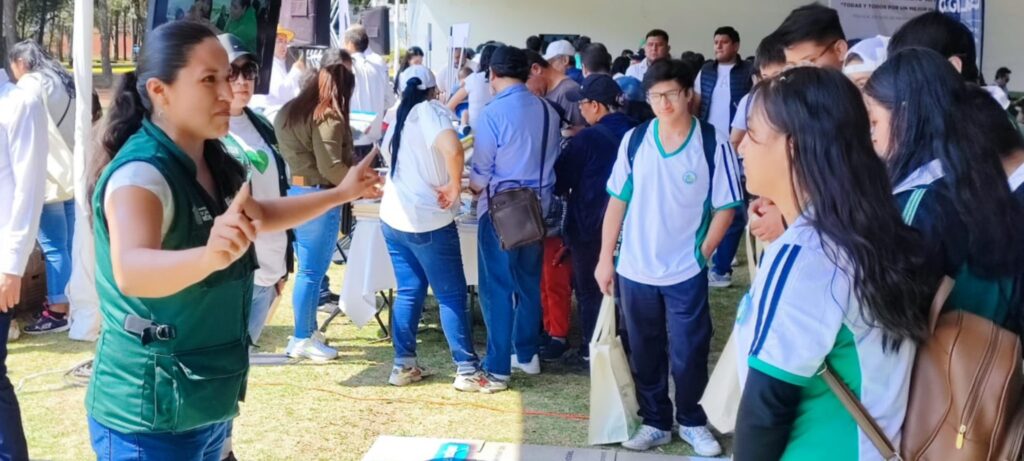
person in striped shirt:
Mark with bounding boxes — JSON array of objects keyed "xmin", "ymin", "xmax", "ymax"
[{"xmin": 733, "ymin": 66, "xmax": 937, "ymax": 461}]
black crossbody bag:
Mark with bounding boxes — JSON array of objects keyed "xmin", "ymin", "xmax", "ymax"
[{"xmin": 487, "ymin": 98, "xmax": 552, "ymax": 250}]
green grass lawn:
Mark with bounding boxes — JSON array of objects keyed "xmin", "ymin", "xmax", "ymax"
[{"xmin": 8, "ymin": 248, "xmax": 749, "ymax": 460}]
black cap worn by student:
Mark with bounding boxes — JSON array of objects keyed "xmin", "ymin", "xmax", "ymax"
[
  {"xmin": 217, "ymin": 33, "xmax": 256, "ymax": 63},
  {"xmin": 567, "ymin": 74, "xmax": 623, "ymax": 108}
]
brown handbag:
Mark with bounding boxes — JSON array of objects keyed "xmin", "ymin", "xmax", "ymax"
[
  {"xmin": 823, "ymin": 276, "xmax": 1024, "ymax": 461},
  {"xmin": 486, "ymin": 98, "xmax": 551, "ymax": 251}
]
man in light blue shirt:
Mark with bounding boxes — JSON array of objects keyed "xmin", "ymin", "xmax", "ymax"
[{"xmin": 469, "ymin": 46, "xmax": 560, "ymax": 387}]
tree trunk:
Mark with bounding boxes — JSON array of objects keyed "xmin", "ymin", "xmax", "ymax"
[
  {"xmin": 97, "ymin": 0, "xmax": 113, "ymax": 85},
  {"xmin": 112, "ymin": 11, "xmax": 119, "ymax": 62},
  {"xmin": 35, "ymin": 0, "xmax": 47, "ymax": 43},
  {"xmin": 4, "ymin": 0, "xmax": 18, "ymax": 58}
]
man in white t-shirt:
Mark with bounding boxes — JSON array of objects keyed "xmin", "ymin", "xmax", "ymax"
[
  {"xmin": 344, "ymin": 25, "xmax": 396, "ymax": 162},
  {"xmin": 0, "ymin": 67, "xmax": 46, "ymax": 461},
  {"xmin": 625, "ymin": 29, "xmax": 670, "ymax": 81},
  {"xmin": 595, "ymin": 59, "xmax": 739, "ymax": 456}
]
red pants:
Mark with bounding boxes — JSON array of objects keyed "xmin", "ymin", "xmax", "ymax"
[{"xmin": 541, "ymin": 237, "xmax": 573, "ymax": 338}]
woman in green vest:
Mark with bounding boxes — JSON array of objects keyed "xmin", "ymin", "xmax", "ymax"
[{"xmin": 86, "ymin": 21, "xmax": 381, "ymax": 460}]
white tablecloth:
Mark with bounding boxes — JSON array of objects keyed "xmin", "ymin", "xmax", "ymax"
[{"xmin": 339, "ymin": 205, "xmax": 479, "ymax": 328}]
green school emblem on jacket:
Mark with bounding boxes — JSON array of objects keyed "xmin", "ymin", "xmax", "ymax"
[{"xmin": 684, "ymin": 171, "xmax": 698, "ymax": 185}]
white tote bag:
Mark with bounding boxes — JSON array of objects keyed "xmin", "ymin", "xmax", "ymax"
[
  {"xmin": 588, "ymin": 296, "xmax": 640, "ymax": 445},
  {"xmin": 700, "ymin": 328, "xmax": 741, "ymax": 434}
]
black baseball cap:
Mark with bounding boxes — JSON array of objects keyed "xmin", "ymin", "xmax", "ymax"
[
  {"xmin": 567, "ymin": 74, "xmax": 623, "ymax": 107},
  {"xmin": 217, "ymin": 33, "xmax": 256, "ymax": 63}
]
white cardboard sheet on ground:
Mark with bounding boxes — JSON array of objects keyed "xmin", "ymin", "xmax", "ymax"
[{"xmin": 362, "ymin": 436, "xmax": 728, "ymax": 461}]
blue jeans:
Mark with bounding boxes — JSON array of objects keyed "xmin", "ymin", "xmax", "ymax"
[
  {"xmin": 289, "ymin": 186, "xmax": 341, "ymax": 339},
  {"xmin": 249, "ymin": 283, "xmax": 278, "ymax": 346},
  {"xmin": 88, "ymin": 416, "xmax": 228, "ymax": 461},
  {"xmin": 0, "ymin": 312, "xmax": 28, "ymax": 460},
  {"xmin": 476, "ymin": 213, "xmax": 543, "ymax": 379},
  {"xmin": 382, "ymin": 222, "xmax": 479, "ymax": 375},
  {"xmin": 619, "ymin": 271, "xmax": 712, "ymax": 431},
  {"xmin": 38, "ymin": 199, "xmax": 75, "ymax": 304},
  {"xmin": 712, "ymin": 199, "xmax": 747, "ymax": 277}
]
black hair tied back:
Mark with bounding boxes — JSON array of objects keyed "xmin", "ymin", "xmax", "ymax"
[{"xmin": 390, "ymin": 77, "xmax": 429, "ymax": 176}]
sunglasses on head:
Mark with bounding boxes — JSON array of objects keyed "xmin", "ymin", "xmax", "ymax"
[{"xmin": 229, "ymin": 61, "xmax": 259, "ymax": 82}]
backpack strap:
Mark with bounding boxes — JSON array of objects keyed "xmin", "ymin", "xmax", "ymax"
[
  {"xmin": 821, "ymin": 365, "xmax": 901, "ymax": 460},
  {"xmin": 698, "ymin": 119, "xmax": 717, "ymax": 192},
  {"xmin": 626, "ymin": 120, "xmax": 652, "ymax": 170}
]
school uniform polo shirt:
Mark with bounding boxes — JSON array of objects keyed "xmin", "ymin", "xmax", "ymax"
[
  {"xmin": 892, "ymin": 159, "xmax": 967, "ymax": 277},
  {"xmin": 735, "ymin": 216, "xmax": 914, "ymax": 461},
  {"xmin": 606, "ymin": 117, "xmax": 743, "ymax": 286},
  {"xmin": 1010, "ymin": 162, "xmax": 1024, "ymax": 204}
]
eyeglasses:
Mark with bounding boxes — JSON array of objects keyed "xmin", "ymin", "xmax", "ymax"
[
  {"xmin": 806, "ymin": 40, "xmax": 840, "ymax": 65},
  {"xmin": 228, "ymin": 62, "xmax": 259, "ymax": 82},
  {"xmin": 646, "ymin": 89, "xmax": 683, "ymax": 104}
]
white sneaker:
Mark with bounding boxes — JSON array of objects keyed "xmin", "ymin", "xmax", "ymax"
[
  {"xmin": 510, "ymin": 354, "xmax": 541, "ymax": 375},
  {"xmin": 708, "ymin": 271, "xmax": 733, "ymax": 288},
  {"xmin": 285, "ymin": 336, "xmax": 338, "ymax": 362},
  {"xmin": 679, "ymin": 425, "xmax": 723, "ymax": 457},
  {"xmin": 622, "ymin": 425, "xmax": 671, "ymax": 451},
  {"xmin": 453, "ymin": 371, "xmax": 508, "ymax": 394},
  {"xmin": 388, "ymin": 365, "xmax": 432, "ymax": 386}
]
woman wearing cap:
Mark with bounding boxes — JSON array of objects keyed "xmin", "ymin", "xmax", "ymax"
[
  {"xmin": 218, "ymin": 33, "xmax": 292, "ymax": 348},
  {"xmin": 274, "ymin": 63, "xmax": 357, "ymax": 361},
  {"xmin": 379, "ymin": 65, "xmax": 489, "ymax": 391}
]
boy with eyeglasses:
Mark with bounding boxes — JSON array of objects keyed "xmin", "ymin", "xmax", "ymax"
[{"xmin": 596, "ymin": 59, "xmax": 741, "ymax": 455}]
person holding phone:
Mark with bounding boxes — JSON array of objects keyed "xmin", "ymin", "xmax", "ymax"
[{"xmin": 86, "ymin": 21, "xmax": 380, "ymax": 459}]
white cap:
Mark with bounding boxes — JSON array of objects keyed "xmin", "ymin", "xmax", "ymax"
[
  {"xmin": 398, "ymin": 65, "xmax": 437, "ymax": 92},
  {"xmin": 844, "ymin": 35, "xmax": 890, "ymax": 76},
  {"xmin": 543, "ymin": 40, "xmax": 576, "ymax": 61}
]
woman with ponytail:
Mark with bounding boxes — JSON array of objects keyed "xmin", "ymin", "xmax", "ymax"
[
  {"xmin": 273, "ymin": 63, "xmax": 357, "ymax": 362},
  {"xmin": 733, "ymin": 66, "xmax": 936, "ymax": 460},
  {"xmin": 9, "ymin": 40, "xmax": 78, "ymax": 334},
  {"xmin": 864, "ymin": 48, "xmax": 1024, "ymax": 331},
  {"xmin": 87, "ymin": 21, "xmax": 380, "ymax": 460},
  {"xmin": 378, "ymin": 65, "xmax": 488, "ymax": 391}
]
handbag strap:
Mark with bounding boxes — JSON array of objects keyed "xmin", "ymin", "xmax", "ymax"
[
  {"xmin": 538, "ymin": 97, "xmax": 551, "ymax": 201},
  {"xmin": 485, "ymin": 97, "xmax": 552, "ymax": 202},
  {"xmin": 821, "ymin": 365, "xmax": 902, "ymax": 461}
]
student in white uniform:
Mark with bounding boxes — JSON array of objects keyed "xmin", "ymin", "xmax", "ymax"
[
  {"xmin": 733, "ymin": 66, "xmax": 937, "ymax": 461},
  {"xmin": 596, "ymin": 59, "xmax": 740, "ymax": 455}
]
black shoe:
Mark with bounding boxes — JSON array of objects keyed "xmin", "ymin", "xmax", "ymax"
[
  {"xmin": 318, "ymin": 290, "xmax": 340, "ymax": 306},
  {"xmin": 23, "ymin": 309, "xmax": 70, "ymax": 335},
  {"xmin": 222, "ymin": 451, "xmax": 238, "ymax": 461},
  {"xmin": 539, "ymin": 338, "xmax": 569, "ymax": 362}
]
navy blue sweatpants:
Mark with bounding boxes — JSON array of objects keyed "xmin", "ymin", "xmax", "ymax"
[{"xmin": 619, "ymin": 270, "xmax": 712, "ymax": 431}]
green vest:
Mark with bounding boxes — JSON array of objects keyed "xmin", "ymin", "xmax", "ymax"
[{"xmin": 86, "ymin": 119, "xmax": 256, "ymax": 434}]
